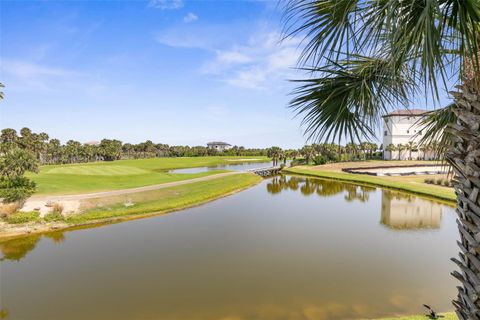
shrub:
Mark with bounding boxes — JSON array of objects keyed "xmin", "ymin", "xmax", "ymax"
[
  {"xmin": 52, "ymin": 203, "xmax": 64, "ymax": 214},
  {"xmin": 424, "ymin": 178, "xmax": 434, "ymax": 184},
  {"xmin": 436, "ymin": 178, "xmax": 444, "ymax": 185},
  {"xmin": 443, "ymin": 179, "xmax": 452, "ymax": 187},
  {"xmin": 0, "ymin": 202, "xmax": 22, "ymax": 217},
  {"xmin": 313, "ymin": 155, "xmax": 328, "ymax": 165},
  {"xmin": 0, "ymin": 177, "xmax": 36, "ymax": 204},
  {"xmin": 8, "ymin": 211, "xmax": 40, "ymax": 224},
  {"xmin": 44, "ymin": 211, "xmax": 64, "ymax": 222}
]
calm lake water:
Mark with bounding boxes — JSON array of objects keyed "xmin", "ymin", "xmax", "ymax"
[
  {"xmin": 0, "ymin": 175, "xmax": 458, "ymax": 320},
  {"xmin": 170, "ymin": 160, "xmax": 277, "ymax": 173}
]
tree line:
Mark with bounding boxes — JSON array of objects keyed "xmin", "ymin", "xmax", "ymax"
[{"xmin": 0, "ymin": 127, "xmax": 268, "ymax": 165}]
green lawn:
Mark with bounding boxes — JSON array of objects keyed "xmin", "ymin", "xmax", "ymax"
[
  {"xmin": 67, "ymin": 173, "xmax": 262, "ymax": 224},
  {"xmin": 28, "ymin": 156, "xmax": 268, "ymax": 195},
  {"xmin": 284, "ymin": 166, "xmax": 456, "ymax": 204},
  {"xmin": 374, "ymin": 312, "xmax": 456, "ymax": 320}
]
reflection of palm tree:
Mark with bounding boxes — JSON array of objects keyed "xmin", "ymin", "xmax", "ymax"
[
  {"xmin": 287, "ymin": 176, "xmax": 299, "ymax": 190},
  {"xmin": 266, "ymin": 176, "xmax": 282, "ymax": 194},
  {"xmin": 300, "ymin": 179, "xmax": 317, "ymax": 196}
]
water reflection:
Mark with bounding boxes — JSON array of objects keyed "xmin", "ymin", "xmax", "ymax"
[
  {"xmin": 267, "ymin": 175, "xmax": 444, "ymax": 230},
  {"xmin": 381, "ymin": 191, "xmax": 443, "ymax": 230},
  {"xmin": 0, "ymin": 231, "xmax": 65, "ymax": 262},
  {"xmin": 1, "ymin": 176, "xmax": 457, "ymax": 320},
  {"xmin": 267, "ymin": 175, "xmax": 375, "ymax": 202}
]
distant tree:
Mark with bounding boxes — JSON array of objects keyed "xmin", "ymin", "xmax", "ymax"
[
  {"xmin": 100, "ymin": 139, "xmax": 122, "ymax": 161},
  {"xmin": 299, "ymin": 145, "xmax": 315, "ymax": 164},
  {"xmin": 385, "ymin": 144, "xmax": 396, "ymax": 160},
  {"xmin": 267, "ymin": 147, "xmax": 283, "ymax": 166},
  {"xmin": 406, "ymin": 141, "xmax": 417, "ymax": 160},
  {"xmin": 0, "ymin": 148, "xmax": 38, "ymax": 203},
  {"xmin": 396, "ymin": 144, "xmax": 406, "ymax": 161}
]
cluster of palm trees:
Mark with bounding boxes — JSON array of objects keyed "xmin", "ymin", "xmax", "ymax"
[
  {"xmin": 267, "ymin": 142, "xmax": 381, "ymax": 166},
  {"xmin": 0, "ymin": 127, "xmax": 270, "ymax": 165},
  {"xmin": 384, "ymin": 141, "xmax": 442, "ymax": 160}
]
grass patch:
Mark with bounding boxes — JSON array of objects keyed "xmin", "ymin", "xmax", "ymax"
[
  {"xmin": 7, "ymin": 211, "xmax": 40, "ymax": 224},
  {"xmin": 67, "ymin": 173, "xmax": 262, "ymax": 224},
  {"xmin": 28, "ymin": 156, "xmax": 268, "ymax": 195},
  {"xmin": 374, "ymin": 312, "xmax": 456, "ymax": 319},
  {"xmin": 43, "ymin": 211, "xmax": 64, "ymax": 222},
  {"xmin": 284, "ymin": 167, "xmax": 456, "ymax": 204}
]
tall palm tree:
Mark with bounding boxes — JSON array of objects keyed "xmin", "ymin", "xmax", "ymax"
[
  {"xmin": 406, "ymin": 141, "xmax": 418, "ymax": 160},
  {"xmin": 283, "ymin": 1, "xmax": 480, "ymax": 317},
  {"xmin": 396, "ymin": 144, "xmax": 406, "ymax": 161},
  {"xmin": 385, "ymin": 143, "xmax": 396, "ymax": 160}
]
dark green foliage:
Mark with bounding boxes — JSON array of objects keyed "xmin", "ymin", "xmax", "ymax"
[
  {"xmin": 314, "ymin": 155, "xmax": 328, "ymax": 165},
  {"xmin": 0, "ymin": 177, "xmax": 36, "ymax": 203}
]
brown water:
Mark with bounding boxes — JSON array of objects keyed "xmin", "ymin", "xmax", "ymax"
[{"xmin": 0, "ymin": 175, "xmax": 458, "ymax": 320}]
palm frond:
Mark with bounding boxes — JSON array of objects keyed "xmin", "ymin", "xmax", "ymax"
[
  {"xmin": 282, "ymin": 0, "xmax": 363, "ymax": 65},
  {"xmin": 290, "ymin": 55, "xmax": 415, "ymax": 142},
  {"xmin": 415, "ymin": 103, "xmax": 456, "ymax": 157}
]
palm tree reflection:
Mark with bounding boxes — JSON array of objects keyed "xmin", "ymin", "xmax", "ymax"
[{"xmin": 266, "ymin": 175, "xmax": 375, "ymax": 203}]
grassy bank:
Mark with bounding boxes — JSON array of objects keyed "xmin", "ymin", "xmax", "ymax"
[
  {"xmin": 0, "ymin": 173, "xmax": 262, "ymax": 240},
  {"xmin": 68, "ymin": 173, "xmax": 261, "ymax": 223},
  {"xmin": 28, "ymin": 156, "xmax": 268, "ymax": 195},
  {"xmin": 284, "ymin": 163, "xmax": 456, "ymax": 204},
  {"xmin": 375, "ymin": 312, "xmax": 456, "ymax": 319}
]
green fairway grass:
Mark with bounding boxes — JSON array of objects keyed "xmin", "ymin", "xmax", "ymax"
[
  {"xmin": 28, "ymin": 156, "xmax": 268, "ymax": 195},
  {"xmin": 374, "ymin": 312, "xmax": 456, "ymax": 320},
  {"xmin": 67, "ymin": 173, "xmax": 262, "ymax": 224}
]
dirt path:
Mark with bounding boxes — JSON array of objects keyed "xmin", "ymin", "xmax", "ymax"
[
  {"xmin": 30, "ymin": 171, "xmax": 243, "ymax": 201},
  {"xmin": 22, "ymin": 171, "xmax": 243, "ymax": 215}
]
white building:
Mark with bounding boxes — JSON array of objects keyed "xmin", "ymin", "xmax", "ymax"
[
  {"xmin": 207, "ymin": 141, "xmax": 231, "ymax": 152},
  {"xmin": 382, "ymin": 109, "xmax": 431, "ymax": 160}
]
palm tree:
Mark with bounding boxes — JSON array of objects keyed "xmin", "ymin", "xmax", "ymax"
[
  {"xmin": 0, "ymin": 83, "xmax": 4, "ymax": 100},
  {"xmin": 283, "ymin": 1, "xmax": 480, "ymax": 316},
  {"xmin": 406, "ymin": 141, "xmax": 417, "ymax": 160},
  {"xmin": 385, "ymin": 143, "xmax": 396, "ymax": 160},
  {"xmin": 267, "ymin": 147, "xmax": 282, "ymax": 166},
  {"xmin": 299, "ymin": 145, "xmax": 315, "ymax": 164},
  {"xmin": 419, "ymin": 144, "xmax": 429, "ymax": 161},
  {"xmin": 396, "ymin": 144, "xmax": 406, "ymax": 161}
]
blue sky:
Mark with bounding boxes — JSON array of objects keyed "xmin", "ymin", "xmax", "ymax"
[{"xmin": 0, "ymin": 0, "xmax": 452, "ymax": 148}]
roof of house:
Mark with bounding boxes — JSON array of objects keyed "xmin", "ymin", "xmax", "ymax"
[
  {"xmin": 84, "ymin": 140, "xmax": 100, "ymax": 146},
  {"xmin": 207, "ymin": 141, "xmax": 231, "ymax": 146},
  {"xmin": 382, "ymin": 109, "xmax": 428, "ymax": 117}
]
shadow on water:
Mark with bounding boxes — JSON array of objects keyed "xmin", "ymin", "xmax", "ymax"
[
  {"xmin": 0, "ymin": 231, "xmax": 66, "ymax": 262},
  {"xmin": 268, "ymin": 175, "xmax": 444, "ymax": 230}
]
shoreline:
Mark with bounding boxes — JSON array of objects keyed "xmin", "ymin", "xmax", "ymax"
[
  {"xmin": 0, "ymin": 173, "xmax": 262, "ymax": 241},
  {"xmin": 283, "ymin": 167, "xmax": 456, "ymax": 206},
  {"xmin": 1, "ymin": 164, "xmax": 458, "ymax": 241}
]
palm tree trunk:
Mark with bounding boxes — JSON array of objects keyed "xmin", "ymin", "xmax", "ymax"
[{"xmin": 448, "ymin": 80, "xmax": 480, "ymax": 319}]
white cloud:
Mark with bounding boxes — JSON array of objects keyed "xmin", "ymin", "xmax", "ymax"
[
  {"xmin": 155, "ymin": 24, "xmax": 234, "ymax": 50},
  {"xmin": 183, "ymin": 12, "xmax": 198, "ymax": 23},
  {"xmin": 148, "ymin": 0, "xmax": 183, "ymax": 10},
  {"xmin": 202, "ymin": 31, "xmax": 302, "ymax": 89},
  {"xmin": 2, "ymin": 59, "xmax": 83, "ymax": 92}
]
